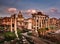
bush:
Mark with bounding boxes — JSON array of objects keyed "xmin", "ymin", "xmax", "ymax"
[
  {"xmin": 0, "ymin": 35, "xmax": 5, "ymax": 43},
  {"xmin": 22, "ymin": 29, "xmax": 30, "ymax": 33},
  {"xmin": 27, "ymin": 31, "xmax": 32, "ymax": 36},
  {"xmin": 17, "ymin": 29, "xmax": 22, "ymax": 38},
  {"xmin": 4, "ymin": 32, "xmax": 16, "ymax": 41}
]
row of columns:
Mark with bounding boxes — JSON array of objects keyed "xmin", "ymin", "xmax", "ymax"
[{"xmin": 10, "ymin": 14, "xmax": 18, "ymax": 38}]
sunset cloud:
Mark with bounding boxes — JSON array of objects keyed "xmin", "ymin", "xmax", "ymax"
[
  {"xmin": 27, "ymin": 9, "xmax": 37, "ymax": 14},
  {"xmin": 7, "ymin": 8, "xmax": 17, "ymax": 13},
  {"xmin": 50, "ymin": 8, "xmax": 58, "ymax": 13},
  {"xmin": 45, "ymin": 7, "xmax": 60, "ymax": 18},
  {"xmin": 21, "ymin": 9, "xmax": 38, "ymax": 15},
  {"xmin": 49, "ymin": 8, "xmax": 60, "ymax": 15}
]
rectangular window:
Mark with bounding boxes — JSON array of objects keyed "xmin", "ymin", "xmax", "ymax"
[
  {"xmin": 12, "ymin": 24, "xmax": 14, "ymax": 27},
  {"xmin": 37, "ymin": 27, "xmax": 38, "ymax": 29},
  {"xmin": 37, "ymin": 20, "xmax": 38, "ymax": 22}
]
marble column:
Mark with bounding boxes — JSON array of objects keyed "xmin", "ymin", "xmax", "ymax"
[
  {"xmin": 14, "ymin": 14, "xmax": 18, "ymax": 38},
  {"xmin": 11, "ymin": 17, "xmax": 13, "ymax": 32}
]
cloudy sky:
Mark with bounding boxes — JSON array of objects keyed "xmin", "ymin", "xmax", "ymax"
[{"xmin": 0, "ymin": 0, "xmax": 60, "ymax": 18}]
